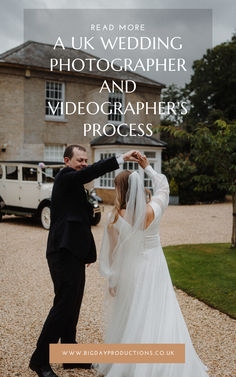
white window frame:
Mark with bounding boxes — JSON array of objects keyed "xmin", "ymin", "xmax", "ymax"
[
  {"xmin": 45, "ymin": 81, "xmax": 65, "ymax": 121},
  {"xmin": 123, "ymin": 161, "xmax": 139, "ymax": 172},
  {"xmin": 44, "ymin": 144, "xmax": 66, "ymax": 162},
  {"xmin": 108, "ymin": 92, "xmax": 125, "ymax": 125},
  {"xmin": 99, "ymin": 152, "xmax": 116, "ymax": 188}
]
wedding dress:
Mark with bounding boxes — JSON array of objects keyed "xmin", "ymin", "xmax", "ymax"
[{"xmin": 97, "ymin": 165, "xmax": 209, "ymax": 377}]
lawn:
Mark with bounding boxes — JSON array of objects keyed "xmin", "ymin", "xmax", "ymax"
[{"xmin": 163, "ymin": 243, "xmax": 236, "ymax": 319}]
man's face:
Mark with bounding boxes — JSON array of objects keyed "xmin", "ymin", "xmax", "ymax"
[{"xmin": 64, "ymin": 148, "xmax": 88, "ymax": 171}]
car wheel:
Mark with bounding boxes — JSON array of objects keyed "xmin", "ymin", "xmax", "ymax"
[
  {"xmin": 0, "ymin": 210, "xmax": 2, "ymax": 222},
  {"xmin": 40, "ymin": 205, "xmax": 51, "ymax": 230},
  {"xmin": 90, "ymin": 211, "xmax": 101, "ymax": 226}
]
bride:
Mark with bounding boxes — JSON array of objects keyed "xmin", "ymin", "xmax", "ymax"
[{"xmin": 96, "ymin": 153, "xmax": 209, "ymax": 377}]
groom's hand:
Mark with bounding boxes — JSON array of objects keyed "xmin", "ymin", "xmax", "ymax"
[{"xmin": 122, "ymin": 150, "xmax": 142, "ymax": 162}]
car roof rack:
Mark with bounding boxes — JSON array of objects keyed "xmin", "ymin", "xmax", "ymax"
[{"xmin": 0, "ymin": 161, "xmax": 64, "ymax": 165}]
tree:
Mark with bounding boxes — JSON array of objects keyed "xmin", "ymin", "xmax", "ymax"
[
  {"xmin": 155, "ymin": 84, "xmax": 191, "ymax": 161},
  {"xmin": 156, "ymin": 35, "xmax": 236, "ymax": 246},
  {"xmin": 185, "ymin": 35, "xmax": 236, "ymax": 126},
  {"xmin": 161, "ymin": 121, "xmax": 236, "ymax": 248},
  {"xmin": 161, "ymin": 84, "xmax": 189, "ymax": 125},
  {"xmin": 162, "ymin": 155, "xmax": 197, "ymax": 203}
]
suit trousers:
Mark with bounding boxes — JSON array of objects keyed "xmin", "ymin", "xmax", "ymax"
[{"xmin": 30, "ymin": 248, "xmax": 85, "ymax": 366}]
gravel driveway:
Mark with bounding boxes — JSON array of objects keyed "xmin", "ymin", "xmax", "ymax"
[{"xmin": 0, "ymin": 202, "xmax": 235, "ymax": 377}]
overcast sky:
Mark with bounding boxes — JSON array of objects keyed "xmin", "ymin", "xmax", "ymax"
[{"xmin": 1, "ymin": 0, "xmax": 235, "ymax": 87}]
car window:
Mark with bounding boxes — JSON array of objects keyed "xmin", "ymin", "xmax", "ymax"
[
  {"xmin": 0, "ymin": 165, "xmax": 2, "ymax": 179},
  {"xmin": 42, "ymin": 167, "xmax": 61, "ymax": 183},
  {"xmin": 6, "ymin": 166, "xmax": 18, "ymax": 180},
  {"xmin": 22, "ymin": 167, "xmax": 38, "ymax": 181}
]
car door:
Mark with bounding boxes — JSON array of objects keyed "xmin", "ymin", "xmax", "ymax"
[
  {"xmin": 3, "ymin": 164, "xmax": 21, "ymax": 207},
  {"xmin": 19, "ymin": 166, "xmax": 41, "ymax": 209}
]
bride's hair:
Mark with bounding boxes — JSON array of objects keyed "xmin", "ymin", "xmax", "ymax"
[{"xmin": 110, "ymin": 170, "xmax": 151, "ymax": 225}]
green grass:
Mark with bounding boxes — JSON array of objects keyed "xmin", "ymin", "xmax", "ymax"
[{"xmin": 163, "ymin": 244, "xmax": 236, "ymax": 319}]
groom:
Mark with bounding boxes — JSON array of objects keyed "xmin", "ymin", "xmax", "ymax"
[{"xmin": 29, "ymin": 144, "xmax": 140, "ymax": 377}]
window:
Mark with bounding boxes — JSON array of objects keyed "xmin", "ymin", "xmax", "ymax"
[
  {"xmin": 99, "ymin": 153, "xmax": 116, "ymax": 188},
  {"xmin": 44, "ymin": 144, "xmax": 65, "ymax": 162},
  {"xmin": 123, "ymin": 161, "xmax": 139, "ymax": 171},
  {"xmin": 6, "ymin": 166, "xmax": 18, "ymax": 180},
  {"xmin": 144, "ymin": 151, "xmax": 156, "ymax": 159},
  {"xmin": 45, "ymin": 81, "xmax": 64, "ymax": 118},
  {"xmin": 108, "ymin": 92, "xmax": 124, "ymax": 123},
  {"xmin": 0, "ymin": 165, "xmax": 2, "ymax": 179},
  {"xmin": 42, "ymin": 167, "xmax": 61, "ymax": 183},
  {"xmin": 22, "ymin": 167, "xmax": 37, "ymax": 181}
]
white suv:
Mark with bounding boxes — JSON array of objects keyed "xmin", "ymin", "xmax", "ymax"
[{"xmin": 0, "ymin": 161, "xmax": 63, "ymax": 229}]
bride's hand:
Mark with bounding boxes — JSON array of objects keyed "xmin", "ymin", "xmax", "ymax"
[
  {"xmin": 109, "ymin": 286, "xmax": 117, "ymax": 297},
  {"xmin": 137, "ymin": 155, "xmax": 149, "ymax": 169}
]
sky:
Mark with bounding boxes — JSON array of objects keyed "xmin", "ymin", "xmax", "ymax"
[{"xmin": 0, "ymin": 0, "xmax": 235, "ymax": 87}]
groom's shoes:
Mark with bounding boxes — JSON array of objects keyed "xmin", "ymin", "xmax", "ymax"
[
  {"xmin": 29, "ymin": 363, "xmax": 58, "ymax": 377},
  {"xmin": 63, "ymin": 362, "xmax": 92, "ymax": 369}
]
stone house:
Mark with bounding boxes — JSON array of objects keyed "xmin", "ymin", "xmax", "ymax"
[{"xmin": 0, "ymin": 40, "xmax": 166, "ymax": 202}]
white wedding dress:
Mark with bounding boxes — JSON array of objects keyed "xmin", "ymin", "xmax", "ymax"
[{"xmin": 97, "ymin": 165, "xmax": 209, "ymax": 377}]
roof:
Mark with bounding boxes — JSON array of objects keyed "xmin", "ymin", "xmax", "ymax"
[
  {"xmin": 0, "ymin": 40, "xmax": 165, "ymax": 89},
  {"xmin": 0, "ymin": 161, "xmax": 64, "ymax": 166},
  {"xmin": 90, "ymin": 125, "xmax": 167, "ymax": 147}
]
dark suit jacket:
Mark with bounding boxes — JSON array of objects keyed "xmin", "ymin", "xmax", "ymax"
[{"xmin": 46, "ymin": 156, "xmax": 119, "ymax": 263}]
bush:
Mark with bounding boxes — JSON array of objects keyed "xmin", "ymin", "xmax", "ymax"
[
  {"xmin": 163, "ymin": 157, "xmax": 226, "ymax": 204},
  {"xmin": 169, "ymin": 178, "xmax": 179, "ymax": 196}
]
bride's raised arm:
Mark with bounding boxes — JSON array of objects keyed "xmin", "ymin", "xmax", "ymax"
[
  {"xmin": 145, "ymin": 164, "xmax": 169, "ymax": 215},
  {"xmin": 134, "ymin": 153, "xmax": 169, "ymax": 216}
]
